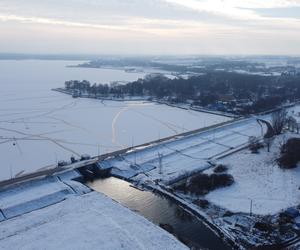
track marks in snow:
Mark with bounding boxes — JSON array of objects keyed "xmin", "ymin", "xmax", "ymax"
[
  {"xmin": 111, "ymin": 106, "xmax": 130, "ymax": 146},
  {"xmin": 131, "ymin": 109, "xmax": 181, "ymax": 134}
]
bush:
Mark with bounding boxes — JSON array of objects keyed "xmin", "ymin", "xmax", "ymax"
[
  {"xmin": 278, "ymin": 138, "xmax": 300, "ymax": 169},
  {"xmin": 278, "ymin": 213, "xmax": 293, "ymax": 225},
  {"xmin": 174, "ymin": 173, "xmax": 234, "ymax": 195},
  {"xmin": 210, "ymin": 173, "xmax": 234, "ymax": 187},
  {"xmin": 249, "ymin": 136, "xmax": 264, "ymax": 153},
  {"xmin": 254, "ymin": 221, "xmax": 273, "ymax": 232},
  {"xmin": 192, "ymin": 199, "xmax": 209, "ymax": 209},
  {"xmin": 213, "ymin": 164, "xmax": 228, "ymax": 173}
]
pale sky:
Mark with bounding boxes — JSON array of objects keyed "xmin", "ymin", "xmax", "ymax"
[{"xmin": 0, "ymin": 0, "xmax": 300, "ymax": 55}]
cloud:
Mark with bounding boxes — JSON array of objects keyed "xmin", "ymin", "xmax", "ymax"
[
  {"xmin": 163, "ymin": 0, "xmax": 300, "ymax": 20},
  {"xmin": 0, "ymin": 0, "xmax": 299, "ymax": 54},
  {"xmin": 0, "ymin": 14, "xmax": 141, "ymax": 32}
]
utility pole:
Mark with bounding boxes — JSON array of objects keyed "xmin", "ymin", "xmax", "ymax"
[
  {"xmin": 132, "ymin": 136, "xmax": 137, "ymax": 165},
  {"xmin": 250, "ymin": 199, "xmax": 253, "ymax": 216},
  {"xmin": 10, "ymin": 164, "xmax": 13, "ymax": 179},
  {"xmin": 158, "ymin": 152, "xmax": 163, "ymax": 174},
  {"xmin": 55, "ymin": 153, "xmax": 58, "ymax": 166}
]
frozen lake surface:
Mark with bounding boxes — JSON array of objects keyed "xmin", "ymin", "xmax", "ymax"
[{"xmin": 0, "ymin": 60, "xmax": 230, "ymax": 181}]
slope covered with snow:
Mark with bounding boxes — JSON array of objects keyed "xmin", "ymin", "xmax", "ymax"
[
  {"xmin": 0, "ymin": 192, "xmax": 187, "ymax": 250},
  {"xmin": 0, "ymin": 175, "xmax": 90, "ymax": 219},
  {"xmin": 103, "ymin": 116, "xmax": 269, "ymax": 183}
]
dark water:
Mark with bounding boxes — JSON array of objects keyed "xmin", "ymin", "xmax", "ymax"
[{"xmin": 87, "ymin": 177, "xmax": 231, "ymax": 250}]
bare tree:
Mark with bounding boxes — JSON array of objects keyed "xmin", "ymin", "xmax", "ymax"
[
  {"xmin": 271, "ymin": 109, "xmax": 287, "ymax": 135},
  {"xmin": 248, "ymin": 136, "xmax": 261, "ymax": 153},
  {"xmin": 287, "ymin": 116, "xmax": 297, "ymax": 132}
]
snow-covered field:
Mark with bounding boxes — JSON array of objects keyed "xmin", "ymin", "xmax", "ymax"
[
  {"xmin": 0, "ymin": 174, "xmax": 186, "ymax": 250},
  {"xmin": 206, "ymin": 133, "xmax": 300, "ymax": 215},
  {"xmin": 0, "ymin": 60, "xmax": 230, "ymax": 181}
]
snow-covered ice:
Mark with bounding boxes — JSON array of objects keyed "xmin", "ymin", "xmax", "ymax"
[
  {"xmin": 0, "ymin": 191, "xmax": 187, "ymax": 250},
  {"xmin": 0, "ymin": 60, "xmax": 230, "ymax": 181}
]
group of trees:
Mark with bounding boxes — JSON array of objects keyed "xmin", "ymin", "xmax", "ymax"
[
  {"xmin": 65, "ymin": 71, "xmax": 300, "ymax": 114},
  {"xmin": 247, "ymin": 108, "xmax": 300, "ymax": 171},
  {"xmin": 175, "ymin": 172, "xmax": 234, "ymax": 195},
  {"xmin": 278, "ymin": 138, "xmax": 300, "ymax": 168},
  {"xmin": 65, "ymin": 80, "xmax": 110, "ymax": 96}
]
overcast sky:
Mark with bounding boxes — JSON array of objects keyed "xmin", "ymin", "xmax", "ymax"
[{"xmin": 1, "ymin": 0, "xmax": 300, "ymax": 55}]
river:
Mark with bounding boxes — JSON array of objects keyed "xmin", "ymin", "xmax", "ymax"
[{"xmin": 87, "ymin": 177, "xmax": 231, "ymax": 250}]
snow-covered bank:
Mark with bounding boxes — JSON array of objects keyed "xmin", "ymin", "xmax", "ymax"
[
  {"xmin": 0, "ymin": 191, "xmax": 187, "ymax": 250},
  {"xmin": 0, "ymin": 174, "xmax": 90, "ymax": 219}
]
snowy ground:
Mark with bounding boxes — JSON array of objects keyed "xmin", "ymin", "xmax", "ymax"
[
  {"xmin": 0, "ymin": 60, "xmax": 230, "ymax": 181},
  {"xmin": 0, "ymin": 181, "xmax": 187, "ymax": 250},
  {"xmin": 205, "ymin": 133, "xmax": 300, "ymax": 215}
]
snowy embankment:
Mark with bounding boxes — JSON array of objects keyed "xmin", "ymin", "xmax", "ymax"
[
  {"xmin": 0, "ymin": 171, "xmax": 89, "ymax": 220},
  {"xmin": 0, "ymin": 176, "xmax": 187, "ymax": 250},
  {"xmin": 101, "ymin": 116, "xmax": 268, "ymax": 184},
  {"xmin": 205, "ymin": 133, "xmax": 300, "ymax": 215}
]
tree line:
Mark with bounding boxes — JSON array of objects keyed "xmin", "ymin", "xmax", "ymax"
[{"xmin": 64, "ymin": 71, "xmax": 300, "ymax": 114}]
